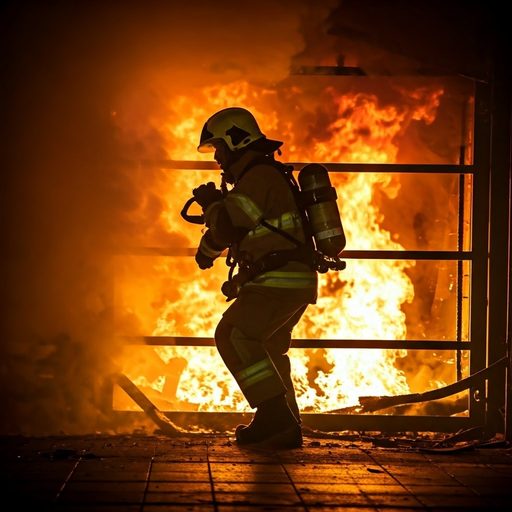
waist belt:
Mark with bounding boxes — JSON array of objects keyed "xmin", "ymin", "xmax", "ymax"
[{"xmin": 240, "ymin": 246, "xmax": 316, "ymax": 280}]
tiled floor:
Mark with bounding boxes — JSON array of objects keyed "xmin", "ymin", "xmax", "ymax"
[{"xmin": 2, "ymin": 432, "xmax": 512, "ymax": 511}]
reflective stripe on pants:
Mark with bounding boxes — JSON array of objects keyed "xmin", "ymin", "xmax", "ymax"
[{"xmin": 215, "ymin": 321, "xmax": 286, "ymax": 408}]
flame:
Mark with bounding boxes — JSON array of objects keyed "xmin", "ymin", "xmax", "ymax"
[{"xmin": 115, "ymin": 79, "xmax": 467, "ymax": 416}]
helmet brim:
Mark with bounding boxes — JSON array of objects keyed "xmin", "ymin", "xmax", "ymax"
[
  {"xmin": 197, "ymin": 138, "xmax": 221, "ymax": 153},
  {"xmin": 246, "ymin": 137, "xmax": 283, "ymax": 155},
  {"xmin": 198, "ymin": 136, "xmax": 283, "ymax": 155}
]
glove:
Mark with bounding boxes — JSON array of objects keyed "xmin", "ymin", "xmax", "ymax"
[
  {"xmin": 192, "ymin": 182, "xmax": 224, "ymax": 210},
  {"xmin": 220, "ymin": 270, "xmax": 249, "ymax": 301},
  {"xmin": 221, "ymin": 280, "xmax": 239, "ymax": 302},
  {"xmin": 195, "ymin": 249, "xmax": 215, "ymax": 270}
]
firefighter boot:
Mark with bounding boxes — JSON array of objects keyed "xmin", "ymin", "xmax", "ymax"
[{"xmin": 235, "ymin": 394, "xmax": 302, "ymax": 448}]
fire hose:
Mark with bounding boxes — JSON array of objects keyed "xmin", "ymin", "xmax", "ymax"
[{"xmin": 352, "ymin": 355, "xmax": 509, "ymax": 413}]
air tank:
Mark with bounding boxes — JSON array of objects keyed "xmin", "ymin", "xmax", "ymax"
[{"xmin": 298, "ymin": 163, "xmax": 346, "ymax": 257}]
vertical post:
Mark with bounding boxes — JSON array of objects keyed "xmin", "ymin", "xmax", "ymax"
[
  {"xmin": 470, "ymin": 80, "xmax": 491, "ymax": 427},
  {"xmin": 486, "ymin": 39, "xmax": 511, "ymax": 437},
  {"xmin": 456, "ymin": 103, "xmax": 467, "ymax": 381},
  {"xmin": 456, "ymin": 174, "xmax": 464, "ymax": 382}
]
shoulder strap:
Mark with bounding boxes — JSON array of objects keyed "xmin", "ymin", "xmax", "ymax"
[
  {"xmin": 236, "ymin": 154, "xmax": 272, "ymax": 182},
  {"xmin": 238, "ymin": 154, "xmax": 300, "ymax": 200},
  {"xmin": 260, "ymin": 218, "xmax": 302, "ymax": 247},
  {"xmin": 239, "ymin": 155, "xmax": 315, "ymax": 250}
]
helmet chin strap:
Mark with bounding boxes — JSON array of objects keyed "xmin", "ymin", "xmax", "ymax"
[
  {"xmin": 227, "ymin": 147, "xmax": 243, "ymax": 167},
  {"xmin": 222, "ymin": 146, "xmax": 244, "ymax": 172},
  {"xmin": 219, "ymin": 145, "xmax": 243, "ymax": 190},
  {"xmin": 220, "ymin": 142, "xmax": 280, "ymax": 189}
]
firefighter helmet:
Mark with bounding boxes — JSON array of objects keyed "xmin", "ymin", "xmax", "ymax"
[{"xmin": 197, "ymin": 107, "xmax": 282, "ymax": 154}]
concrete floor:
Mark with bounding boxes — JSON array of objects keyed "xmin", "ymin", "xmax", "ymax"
[{"xmin": 2, "ymin": 431, "xmax": 512, "ymax": 511}]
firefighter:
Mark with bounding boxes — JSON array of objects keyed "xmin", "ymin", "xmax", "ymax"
[{"xmin": 192, "ymin": 107, "xmax": 318, "ymax": 448}]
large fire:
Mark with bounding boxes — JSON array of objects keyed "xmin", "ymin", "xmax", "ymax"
[{"xmin": 113, "ymin": 77, "xmax": 469, "ymax": 417}]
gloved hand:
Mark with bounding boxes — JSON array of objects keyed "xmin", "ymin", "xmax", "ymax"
[
  {"xmin": 221, "ymin": 280, "xmax": 239, "ymax": 302},
  {"xmin": 193, "ymin": 182, "xmax": 224, "ymax": 210},
  {"xmin": 221, "ymin": 270, "xmax": 248, "ymax": 301},
  {"xmin": 195, "ymin": 249, "xmax": 215, "ymax": 270}
]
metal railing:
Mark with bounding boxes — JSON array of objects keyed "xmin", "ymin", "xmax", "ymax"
[{"xmin": 112, "ymin": 75, "xmax": 511, "ymax": 435}]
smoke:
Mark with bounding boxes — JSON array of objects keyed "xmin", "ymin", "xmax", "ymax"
[{"xmin": 1, "ymin": 0, "xmax": 341, "ymax": 435}]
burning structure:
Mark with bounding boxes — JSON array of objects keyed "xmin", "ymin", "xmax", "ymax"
[{"xmin": 2, "ymin": 0, "xmax": 510, "ymax": 440}]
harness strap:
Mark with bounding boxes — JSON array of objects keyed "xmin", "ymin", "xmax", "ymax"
[
  {"xmin": 259, "ymin": 219, "xmax": 303, "ymax": 247},
  {"xmin": 240, "ymin": 245, "xmax": 316, "ymax": 280},
  {"xmin": 228, "ymin": 154, "xmax": 317, "ymax": 285}
]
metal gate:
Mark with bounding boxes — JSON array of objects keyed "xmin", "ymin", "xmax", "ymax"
[{"xmin": 112, "ymin": 71, "xmax": 510, "ymax": 436}]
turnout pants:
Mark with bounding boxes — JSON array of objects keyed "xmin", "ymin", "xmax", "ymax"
[{"xmin": 215, "ymin": 282, "xmax": 316, "ymax": 417}]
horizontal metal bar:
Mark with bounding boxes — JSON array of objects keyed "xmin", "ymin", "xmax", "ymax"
[
  {"xmin": 115, "ymin": 247, "xmax": 196, "ymax": 257},
  {"xmin": 119, "ymin": 336, "xmax": 471, "ymax": 350},
  {"xmin": 289, "ymin": 65, "xmax": 461, "ymax": 78},
  {"xmin": 302, "ymin": 414, "xmax": 473, "ymax": 433},
  {"xmin": 111, "ymin": 410, "xmax": 473, "ymax": 434},
  {"xmin": 141, "ymin": 160, "xmax": 476, "ymax": 174},
  {"xmin": 342, "ymin": 250, "xmax": 473, "ymax": 260},
  {"xmin": 292, "ymin": 340, "xmax": 470, "ymax": 350},
  {"xmin": 113, "ymin": 247, "xmax": 474, "ymax": 260}
]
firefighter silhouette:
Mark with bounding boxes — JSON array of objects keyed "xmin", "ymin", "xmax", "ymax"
[{"xmin": 188, "ymin": 107, "xmax": 345, "ymax": 448}]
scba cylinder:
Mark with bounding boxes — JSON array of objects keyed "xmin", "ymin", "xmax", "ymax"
[{"xmin": 298, "ymin": 163, "xmax": 346, "ymax": 258}]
